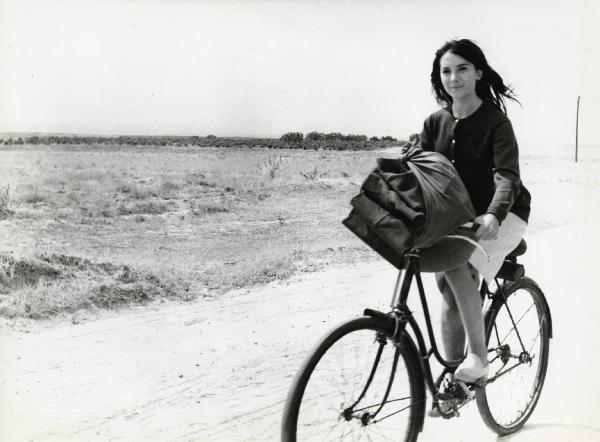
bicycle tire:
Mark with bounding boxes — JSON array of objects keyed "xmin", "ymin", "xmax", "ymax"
[
  {"xmin": 282, "ymin": 316, "xmax": 425, "ymax": 442},
  {"xmin": 476, "ymin": 277, "xmax": 551, "ymax": 435}
]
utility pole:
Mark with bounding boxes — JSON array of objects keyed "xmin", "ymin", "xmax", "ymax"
[{"xmin": 575, "ymin": 95, "xmax": 581, "ymax": 162}]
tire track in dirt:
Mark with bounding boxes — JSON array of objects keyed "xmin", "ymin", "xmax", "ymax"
[
  {"xmin": 0, "ymin": 261, "xmax": 398, "ymax": 441},
  {"xmin": 1, "ymin": 218, "xmax": 599, "ymax": 441}
]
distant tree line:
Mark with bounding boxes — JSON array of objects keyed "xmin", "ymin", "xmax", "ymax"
[
  {"xmin": 282, "ymin": 131, "xmax": 398, "ymax": 143},
  {"xmin": 277, "ymin": 132, "xmax": 402, "ymax": 150},
  {"xmin": 0, "ymin": 132, "xmax": 405, "ymax": 151}
]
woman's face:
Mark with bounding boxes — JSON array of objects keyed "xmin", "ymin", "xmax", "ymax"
[{"xmin": 439, "ymin": 51, "xmax": 482, "ymax": 101}]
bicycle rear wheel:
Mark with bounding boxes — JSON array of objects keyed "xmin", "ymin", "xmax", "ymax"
[
  {"xmin": 476, "ymin": 277, "xmax": 551, "ymax": 435},
  {"xmin": 282, "ymin": 316, "xmax": 425, "ymax": 442}
]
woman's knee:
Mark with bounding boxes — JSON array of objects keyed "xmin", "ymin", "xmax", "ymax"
[{"xmin": 444, "ymin": 264, "xmax": 480, "ymax": 296}]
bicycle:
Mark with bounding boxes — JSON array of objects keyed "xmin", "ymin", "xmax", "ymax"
[{"xmin": 281, "ymin": 239, "xmax": 552, "ymax": 441}]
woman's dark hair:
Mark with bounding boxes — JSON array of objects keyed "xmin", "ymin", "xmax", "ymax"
[{"xmin": 431, "ymin": 39, "xmax": 520, "ymax": 114}]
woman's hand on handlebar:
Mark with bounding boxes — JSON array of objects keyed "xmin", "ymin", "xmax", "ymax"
[{"xmin": 475, "ymin": 213, "xmax": 500, "ymax": 240}]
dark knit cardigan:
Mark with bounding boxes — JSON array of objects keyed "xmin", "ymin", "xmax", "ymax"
[{"xmin": 418, "ymin": 101, "xmax": 531, "ymax": 223}]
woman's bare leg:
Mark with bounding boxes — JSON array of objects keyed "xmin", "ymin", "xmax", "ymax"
[
  {"xmin": 436, "ymin": 273, "xmax": 465, "ymax": 362},
  {"xmin": 441, "ymin": 264, "xmax": 487, "ymax": 362}
]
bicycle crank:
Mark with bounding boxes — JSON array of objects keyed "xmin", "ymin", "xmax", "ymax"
[{"xmin": 433, "ymin": 378, "xmax": 481, "ymax": 418}]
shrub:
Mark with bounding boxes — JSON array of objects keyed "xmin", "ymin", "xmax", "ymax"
[
  {"xmin": 264, "ymin": 155, "xmax": 283, "ymax": 179},
  {"xmin": 306, "ymin": 131, "xmax": 325, "ymax": 141},
  {"xmin": 324, "ymin": 132, "xmax": 343, "ymax": 140},
  {"xmin": 300, "ymin": 166, "xmax": 329, "ymax": 180},
  {"xmin": 342, "ymin": 134, "xmax": 368, "ymax": 142},
  {"xmin": 280, "ymin": 132, "xmax": 304, "ymax": 143}
]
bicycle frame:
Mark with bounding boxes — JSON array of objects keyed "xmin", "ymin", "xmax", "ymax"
[
  {"xmin": 371, "ymin": 247, "xmax": 550, "ymax": 397},
  {"xmin": 284, "ymin": 243, "xmax": 552, "ymax": 439},
  {"xmin": 370, "ymin": 249, "xmax": 510, "ymax": 396},
  {"xmin": 353, "ymin": 246, "xmax": 553, "ymax": 428},
  {"xmin": 385, "ymin": 250, "xmax": 461, "ymax": 397}
]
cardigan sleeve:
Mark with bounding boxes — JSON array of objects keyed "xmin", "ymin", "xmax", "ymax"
[
  {"xmin": 486, "ymin": 119, "xmax": 522, "ymax": 222},
  {"xmin": 418, "ymin": 116, "xmax": 435, "ymax": 152}
]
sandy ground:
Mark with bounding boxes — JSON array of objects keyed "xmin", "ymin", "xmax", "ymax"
[
  {"xmin": 1, "ymin": 213, "xmax": 599, "ymax": 441},
  {"xmin": 1, "ymin": 154, "xmax": 599, "ymax": 441}
]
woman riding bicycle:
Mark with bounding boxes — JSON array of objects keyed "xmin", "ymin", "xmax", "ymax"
[
  {"xmin": 283, "ymin": 38, "xmax": 546, "ymax": 440},
  {"xmin": 417, "ymin": 39, "xmax": 531, "ymax": 385}
]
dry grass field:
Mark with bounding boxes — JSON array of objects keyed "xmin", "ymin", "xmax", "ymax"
[
  {"xmin": 0, "ymin": 144, "xmax": 386, "ymax": 322},
  {"xmin": 1, "ymin": 143, "xmax": 598, "ymax": 325}
]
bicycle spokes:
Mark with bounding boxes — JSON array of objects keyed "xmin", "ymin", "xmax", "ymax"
[
  {"xmin": 284, "ymin": 319, "xmax": 423, "ymax": 441},
  {"xmin": 476, "ymin": 280, "xmax": 551, "ymax": 435},
  {"xmin": 487, "ymin": 291, "xmax": 544, "ymax": 381},
  {"xmin": 344, "ymin": 343, "xmax": 408, "ymax": 425}
]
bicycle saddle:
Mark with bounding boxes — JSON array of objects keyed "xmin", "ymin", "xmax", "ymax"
[{"xmin": 507, "ymin": 239, "xmax": 527, "ymax": 258}]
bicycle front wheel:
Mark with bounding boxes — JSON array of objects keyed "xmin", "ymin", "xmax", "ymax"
[
  {"xmin": 282, "ymin": 316, "xmax": 425, "ymax": 442},
  {"xmin": 476, "ymin": 277, "xmax": 551, "ymax": 435}
]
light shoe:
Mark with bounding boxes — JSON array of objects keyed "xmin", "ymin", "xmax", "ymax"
[{"xmin": 453, "ymin": 353, "xmax": 489, "ymax": 384}]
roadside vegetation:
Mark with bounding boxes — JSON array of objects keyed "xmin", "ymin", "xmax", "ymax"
[
  {"xmin": 0, "ymin": 143, "xmax": 402, "ymax": 322},
  {"xmin": 0, "ymin": 132, "xmax": 402, "ymax": 151}
]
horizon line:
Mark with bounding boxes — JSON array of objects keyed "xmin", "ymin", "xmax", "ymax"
[{"xmin": 0, "ymin": 131, "xmax": 405, "ymax": 140}]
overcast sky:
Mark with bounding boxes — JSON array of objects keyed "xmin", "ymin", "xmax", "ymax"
[{"xmin": 1, "ymin": 0, "xmax": 598, "ymax": 153}]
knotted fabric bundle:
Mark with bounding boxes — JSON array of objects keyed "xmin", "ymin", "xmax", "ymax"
[{"xmin": 343, "ymin": 146, "xmax": 476, "ymax": 268}]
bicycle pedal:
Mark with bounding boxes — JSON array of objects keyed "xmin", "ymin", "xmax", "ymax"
[
  {"xmin": 435, "ymin": 381, "xmax": 464, "ymax": 401},
  {"xmin": 429, "ymin": 401, "xmax": 459, "ymax": 419}
]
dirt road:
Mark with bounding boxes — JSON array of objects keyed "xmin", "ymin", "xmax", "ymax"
[{"xmin": 1, "ymin": 214, "xmax": 599, "ymax": 441}]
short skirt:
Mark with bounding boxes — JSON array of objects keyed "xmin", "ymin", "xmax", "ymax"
[
  {"xmin": 419, "ymin": 213, "xmax": 527, "ymax": 283},
  {"xmin": 468, "ymin": 213, "xmax": 527, "ymax": 283}
]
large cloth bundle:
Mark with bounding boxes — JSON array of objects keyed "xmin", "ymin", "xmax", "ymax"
[{"xmin": 343, "ymin": 147, "xmax": 476, "ymax": 269}]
